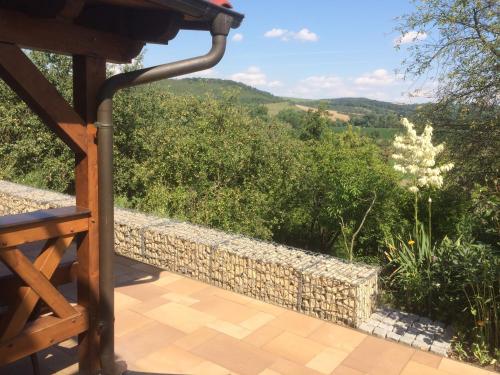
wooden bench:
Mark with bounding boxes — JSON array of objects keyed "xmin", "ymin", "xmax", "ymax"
[{"xmin": 0, "ymin": 207, "xmax": 90, "ymax": 367}]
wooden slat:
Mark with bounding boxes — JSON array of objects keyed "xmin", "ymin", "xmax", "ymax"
[
  {"xmin": 0, "ymin": 236, "xmax": 75, "ymax": 341},
  {"xmin": 0, "ymin": 218, "xmax": 88, "ymax": 249},
  {"xmin": 73, "ymin": 55, "xmax": 105, "ymax": 374},
  {"xmin": 0, "ymin": 305, "xmax": 88, "ymax": 367},
  {"xmin": 0, "ymin": 207, "xmax": 90, "ymax": 233},
  {"xmin": 0, "ymin": 247, "xmax": 77, "ymax": 323},
  {"xmin": 0, "ymin": 261, "xmax": 78, "ymax": 303},
  {"xmin": 0, "ymin": 9, "xmax": 144, "ymax": 63},
  {"xmin": 0, "ymin": 43, "xmax": 88, "ymax": 154}
]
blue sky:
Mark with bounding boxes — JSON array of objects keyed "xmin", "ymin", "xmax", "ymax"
[{"xmin": 143, "ymin": 1, "xmax": 432, "ymax": 103}]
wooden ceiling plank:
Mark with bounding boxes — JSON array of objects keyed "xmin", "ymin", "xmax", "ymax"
[
  {"xmin": 0, "ymin": 9, "xmax": 144, "ymax": 63},
  {"xmin": 57, "ymin": 0, "xmax": 87, "ymax": 20}
]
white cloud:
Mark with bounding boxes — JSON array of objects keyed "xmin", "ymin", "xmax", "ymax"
[
  {"xmin": 293, "ymin": 28, "xmax": 319, "ymax": 42},
  {"xmin": 354, "ymin": 69, "xmax": 395, "ymax": 86},
  {"xmin": 284, "ymin": 69, "xmax": 415, "ymax": 102},
  {"xmin": 264, "ymin": 28, "xmax": 289, "ymax": 38},
  {"xmin": 264, "ymin": 27, "xmax": 318, "ymax": 42},
  {"xmin": 232, "ymin": 33, "xmax": 243, "ymax": 42},
  {"xmin": 230, "ymin": 66, "xmax": 282, "ymax": 88},
  {"xmin": 394, "ymin": 31, "xmax": 427, "ymax": 46}
]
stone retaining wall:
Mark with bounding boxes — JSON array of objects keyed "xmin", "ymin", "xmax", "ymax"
[{"xmin": 0, "ymin": 180, "xmax": 379, "ymax": 327}]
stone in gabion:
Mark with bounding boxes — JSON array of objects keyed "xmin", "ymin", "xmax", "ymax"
[
  {"xmin": 301, "ymin": 257, "xmax": 378, "ymax": 326},
  {"xmin": 213, "ymin": 237, "xmax": 319, "ymax": 311},
  {"xmin": 0, "ymin": 180, "xmax": 75, "ymax": 214},
  {"xmin": 0, "ymin": 180, "xmax": 381, "ymax": 329}
]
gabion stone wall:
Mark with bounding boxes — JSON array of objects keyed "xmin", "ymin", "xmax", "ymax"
[{"xmin": 0, "ymin": 180, "xmax": 379, "ymax": 327}]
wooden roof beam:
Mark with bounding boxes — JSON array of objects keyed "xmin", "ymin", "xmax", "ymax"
[
  {"xmin": 0, "ymin": 44, "xmax": 88, "ymax": 155},
  {"xmin": 0, "ymin": 9, "xmax": 144, "ymax": 63},
  {"xmin": 57, "ymin": 0, "xmax": 86, "ymax": 20}
]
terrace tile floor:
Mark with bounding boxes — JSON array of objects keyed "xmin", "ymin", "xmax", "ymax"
[{"xmin": 0, "ymin": 254, "xmax": 494, "ymax": 375}]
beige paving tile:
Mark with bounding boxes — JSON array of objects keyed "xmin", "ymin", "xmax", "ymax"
[
  {"xmin": 258, "ymin": 369, "xmax": 282, "ymax": 375},
  {"xmin": 163, "ymin": 277, "xmax": 211, "ymax": 295},
  {"xmin": 308, "ymin": 322, "xmax": 367, "ymax": 352},
  {"xmin": 128, "ymin": 296, "xmax": 171, "ymax": 314},
  {"xmin": 263, "ymin": 331, "xmax": 326, "ymax": 365},
  {"xmin": 212, "ymin": 288, "xmax": 257, "ymax": 305},
  {"xmin": 144, "ymin": 302, "xmax": 216, "ymax": 333},
  {"xmin": 247, "ymin": 300, "xmax": 287, "ymax": 317},
  {"xmin": 269, "ymin": 310, "xmax": 323, "ymax": 337},
  {"xmin": 115, "ymin": 309, "xmax": 153, "ymax": 337},
  {"xmin": 269, "ymin": 358, "xmax": 324, "ymax": 375},
  {"xmin": 148, "ymin": 271, "xmax": 184, "ymax": 287},
  {"xmin": 114, "ymin": 271, "xmax": 151, "ymax": 286},
  {"xmin": 240, "ymin": 312, "xmax": 275, "ymax": 331},
  {"xmin": 341, "ymin": 335, "xmax": 414, "ymax": 375},
  {"xmin": 115, "ymin": 321, "xmax": 184, "ymax": 363},
  {"xmin": 306, "ymin": 347, "xmax": 350, "ymax": 374},
  {"xmin": 411, "ymin": 350, "xmax": 442, "ymax": 368},
  {"xmin": 192, "ymin": 333, "xmax": 275, "ymax": 375},
  {"xmin": 115, "ymin": 282, "xmax": 169, "ymax": 302},
  {"xmin": 58, "ymin": 337, "xmax": 78, "ymax": 349},
  {"xmin": 129, "ymin": 260, "xmax": 163, "ymax": 274},
  {"xmin": 330, "ymin": 365, "xmax": 365, "ymax": 375},
  {"xmin": 174, "ymin": 327, "xmax": 220, "ymax": 351},
  {"xmin": 114, "ymin": 291, "xmax": 141, "ymax": 312},
  {"xmin": 207, "ymin": 319, "xmax": 252, "ymax": 339},
  {"xmin": 162, "ymin": 291, "xmax": 199, "ymax": 305},
  {"xmin": 401, "ymin": 360, "xmax": 445, "ymax": 375},
  {"xmin": 244, "ymin": 323, "xmax": 284, "ymax": 348},
  {"xmin": 438, "ymin": 358, "xmax": 495, "ymax": 375},
  {"xmin": 191, "ymin": 360, "xmax": 234, "ymax": 375},
  {"xmin": 135, "ymin": 345, "xmax": 204, "ymax": 373},
  {"xmin": 192, "ymin": 295, "xmax": 258, "ymax": 323}
]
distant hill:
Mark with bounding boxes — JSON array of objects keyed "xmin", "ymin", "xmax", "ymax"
[
  {"xmin": 157, "ymin": 78, "xmax": 423, "ymax": 128},
  {"xmin": 290, "ymin": 97, "xmax": 420, "ymax": 118},
  {"xmin": 157, "ymin": 78, "xmax": 281, "ymax": 104}
]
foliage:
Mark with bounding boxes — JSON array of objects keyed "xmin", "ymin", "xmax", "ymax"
[
  {"xmin": 413, "ymin": 103, "xmax": 499, "ymax": 186},
  {"xmin": 0, "ymin": 51, "xmax": 73, "ymax": 192},
  {"xmin": 396, "ymin": 0, "xmax": 499, "ymax": 106},
  {"xmin": 277, "ymin": 129, "xmax": 407, "ymax": 258},
  {"xmin": 386, "ymin": 231, "xmax": 499, "ymax": 363},
  {"xmin": 157, "ymin": 78, "xmax": 280, "ymax": 104}
]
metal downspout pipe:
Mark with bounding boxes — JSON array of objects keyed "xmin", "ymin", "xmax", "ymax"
[{"xmin": 96, "ymin": 13, "xmax": 233, "ymax": 375}]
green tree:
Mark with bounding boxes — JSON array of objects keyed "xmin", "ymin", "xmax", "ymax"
[{"xmin": 396, "ymin": 0, "xmax": 499, "ymax": 106}]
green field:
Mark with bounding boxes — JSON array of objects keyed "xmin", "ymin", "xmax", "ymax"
[{"xmin": 332, "ymin": 126, "xmax": 399, "ymax": 140}]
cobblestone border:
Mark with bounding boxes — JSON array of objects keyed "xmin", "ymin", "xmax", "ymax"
[
  {"xmin": 0, "ymin": 180, "xmax": 379, "ymax": 327},
  {"xmin": 359, "ymin": 306, "xmax": 453, "ymax": 356}
]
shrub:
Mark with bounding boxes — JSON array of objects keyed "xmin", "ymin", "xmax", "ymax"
[{"xmin": 385, "ymin": 233, "xmax": 499, "ymax": 363}]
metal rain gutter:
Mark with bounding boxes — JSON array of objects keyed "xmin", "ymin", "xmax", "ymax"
[{"xmin": 95, "ymin": 12, "xmax": 233, "ymax": 375}]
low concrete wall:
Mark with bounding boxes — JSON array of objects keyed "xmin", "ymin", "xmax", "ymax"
[{"xmin": 0, "ymin": 180, "xmax": 379, "ymax": 326}]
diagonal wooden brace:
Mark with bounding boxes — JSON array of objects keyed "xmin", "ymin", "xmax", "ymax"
[
  {"xmin": 0, "ymin": 43, "xmax": 87, "ymax": 155},
  {"xmin": 0, "ymin": 235, "xmax": 77, "ymax": 341}
]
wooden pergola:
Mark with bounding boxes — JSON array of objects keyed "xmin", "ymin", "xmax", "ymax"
[{"xmin": 0, "ymin": 1, "xmax": 242, "ymax": 373}]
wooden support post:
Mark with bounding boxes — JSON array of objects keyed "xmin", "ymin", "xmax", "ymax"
[{"xmin": 73, "ymin": 55, "xmax": 106, "ymax": 375}]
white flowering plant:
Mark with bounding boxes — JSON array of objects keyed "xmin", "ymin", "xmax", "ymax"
[
  {"xmin": 392, "ymin": 118, "xmax": 454, "ymax": 194},
  {"xmin": 386, "ymin": 118, "xmax": 454, "ymax": 292},
  {"xmin": 391, "ymin": 118, "xmax": 453, "ymax": 244}
]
